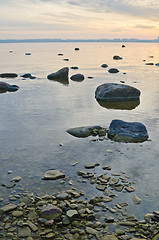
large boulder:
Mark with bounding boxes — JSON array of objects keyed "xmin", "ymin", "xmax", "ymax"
[
  {"xmin": 108, "ymin": 119, "xmax": 149, "ymax": 143},
  {"xmin": 0, "ymin": 81, "xmax": 19, "ymax": 92},
  {"xmin": 47, "ymin": 67, "xmax": 69, "ymax": 80},
  {"xmin": 95, "ymin": 83, "xmax": 140, "ymax": 102}
]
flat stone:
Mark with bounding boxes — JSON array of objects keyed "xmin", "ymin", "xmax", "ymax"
[
  {"xmin": 18, "ymin": 226, "xmax": 31, "ymax": 238},
  {"xmin": 0, "ymin": 73, "xmax": 18, "ymax": 78},
  {"xmin": 85, "ymin": 226, "xmax": 99, "ymax": 235},
  {"xmin": 100, "ymin": 234, "xmax": 118, "ymax": 240},
  {"xmin": 96, "ymin": 184, "xmax": 107, "ymax": 191},
  {"xmin": 66, "ymin": 209, "xmax": 78, "ymax": 218},
  {"xmin": 56, "ymin": 193, "xmax": 69, "ymax": 200},
  {"xmin": 43, "ymin": 170, "xmax": 65, "ymax": 180},
  {"xmin": 12, "ymin": 210, "xmax": 23, "ymax": 217},
  {"xmin": 0, "ymin": 203, "xmax": 17, "ymax": 214},
  {"xmin": 132, "ymin": 194, "xmax": 142, "ymax": 204},
  {"xmin": 67, "ymin": 125, "xmax": 102, "ymax": 138},
  {"xmin": 84, "ymin": 163, "xmax": 98, "ymax": 169}
]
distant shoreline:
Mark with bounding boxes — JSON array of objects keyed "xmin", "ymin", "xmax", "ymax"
[{"xmin": 0, "ymin": 38, "xmax": 159, "ymax": 43}]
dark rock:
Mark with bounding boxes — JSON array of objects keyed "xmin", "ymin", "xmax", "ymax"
[
  {"xmin": 95, "ymin": 83, "xmax": 140, "ymax": 102},
  {"xmin": 122, "ymin": 45, "xmax": 126, "ymax": 48},
  {"xmin": 0, "ymin": 81, "xmax": 19, "ymax": 92},
  {"xmin": 113, "ymin": 55, "xmax": 123, "ymax": 60},
  {"xmin": 74, "ymin": 48, "xmax": 80, "ymax": 50},
  {"xmin": 108, "ymin": 119, "xmax": 149, "ymax": 143},
  {"xmin": 63, "ymin": 58, "xmax": 69, "ymax": 61},
  {"xmin": 47, "ymin": 67, "xmax": 69, "ymax": 80},
  {"xmin": 21, "ymin": 73, "xmax": 36, "ymax": 79},
  {"xmin": 155, "ymin": 63, "xmax": 159, "ymax": 66},
  {"xmin": 87, "ymin": 76, "xmax": 94, "ymax": 79},
  {"xmin": 58, "ymin": 53, "xmax": 63, "ymax": 56},
  {"xmin": 25, "ymin": 53, "xmax": 31, "ymax": 55},
  {"xmin": 101, "ymin": 64, "xmax": 108, "ymax": 68},
  {"xmin": 0, "ymin": 73, "xmax": 18, "ymax": 78},
  {"xmin": 70, "ymin": 74, "xmax": 84, "ymax": 81},
  {"xmin": 70, "ymin": 66, "xmax": 79, "ymax": 70},
  {"xmin": 108, "ymin": 68, "xmax": 119, "ymax": 73},
  {"xmin": 145, "ymin": 63, "xmax": 154, "ymax": 65}
]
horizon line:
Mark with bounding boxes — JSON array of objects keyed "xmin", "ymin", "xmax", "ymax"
[{"xmin": 0, "ymin": 37, "xmax": 159, "ymax": 43}]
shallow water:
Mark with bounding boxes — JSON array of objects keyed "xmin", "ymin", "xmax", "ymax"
[{"xmin": 0, "ymin": 42, "xmax": 159, "ymax": 220}]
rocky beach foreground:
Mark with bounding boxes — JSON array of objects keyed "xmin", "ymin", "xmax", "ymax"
[{"xmin": 0, "ymin": 159, "xmax": 159, "ymax": 240}]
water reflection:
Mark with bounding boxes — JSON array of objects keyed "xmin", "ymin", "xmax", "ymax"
[
  {"xmin": 48, "ymin": 77, "xmax": 69, "ymax": 86},
  {"xmin": 96, "ymin": 99, "xmax": 140, "ymax": 110}
]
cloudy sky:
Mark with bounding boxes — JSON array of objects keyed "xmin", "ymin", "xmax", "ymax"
[{"xmin": 1, "ymin": 0, "xmax": 159, "ymax": 39}]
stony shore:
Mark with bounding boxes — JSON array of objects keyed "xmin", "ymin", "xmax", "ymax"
[{"xmin": 0, "ymin": 161, "xmax": 159, "ymax": 240}]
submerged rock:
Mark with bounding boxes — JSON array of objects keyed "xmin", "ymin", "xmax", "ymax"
[
  {"xmin": 47, "ymin": 67, "xmax": 69, "ymax": 80},
  {"xmin": 42, "ymin": 170, "xmax": 65, "ymax": 180},
  {"xmin": 66, "ymin": 125, "xmax": 104, "ymax": 138},
  {"xmin": 95, "ymin": 83, "xmax": 140, "ymax": 102},
  {"xmin": 70, "ymin": 74, "xmax": 84, "ymax": 82},
  {"xmin": 0, "ymin": 81, "xmax": 19, "ymax": 92},
  {"xmin": 0, "ymin": 73, "xmax": 18, "ymax": 78},
  {"xmin": 108, "ymin": 119, "xmax": 149, "ymax": 143}
]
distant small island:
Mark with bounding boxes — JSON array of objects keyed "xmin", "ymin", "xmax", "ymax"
[{"xmin": 0, "ymin": 37, "xmax": 159, "ymax": 43}]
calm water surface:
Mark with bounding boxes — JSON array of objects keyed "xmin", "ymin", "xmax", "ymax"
[{"xmin": 0, "ymin": 42, "xmax": 159, "ymax": 220}]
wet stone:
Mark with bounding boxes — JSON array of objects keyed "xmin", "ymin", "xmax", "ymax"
[
  {"xmin": 18, "ymin": 226, "xmax": 31, "ymax": 238},
  {"xmin": 12, "ymin": 210, "xmax": 23, "ymax": 217},
  {"xmin": 66, "ymin": 209, "xmax": 78, "ymax": 218},
  {"xmin": 39, "ymin": 204, "xmax": 62, "ymax": 220},
  {"xmin": 43, "ymin": 170, "xmax": 65, "ymax": 180},
  {"xmin": 0, "ymin": 203, "xmax": 17, "ymax": 213}
]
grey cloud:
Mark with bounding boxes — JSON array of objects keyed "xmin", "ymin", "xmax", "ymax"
[{"xmin": 134, "ymin": 24, "xmax": 157, "ymax": 29}]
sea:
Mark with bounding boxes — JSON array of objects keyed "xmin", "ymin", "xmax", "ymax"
[{"xmin": 0, "ymin": 42, "xmax": 159, "ymax": 220}]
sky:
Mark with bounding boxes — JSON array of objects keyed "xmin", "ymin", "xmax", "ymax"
[{"xmin": 0, "ymin": 0, "xmax": 159, "ymax": 39}]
